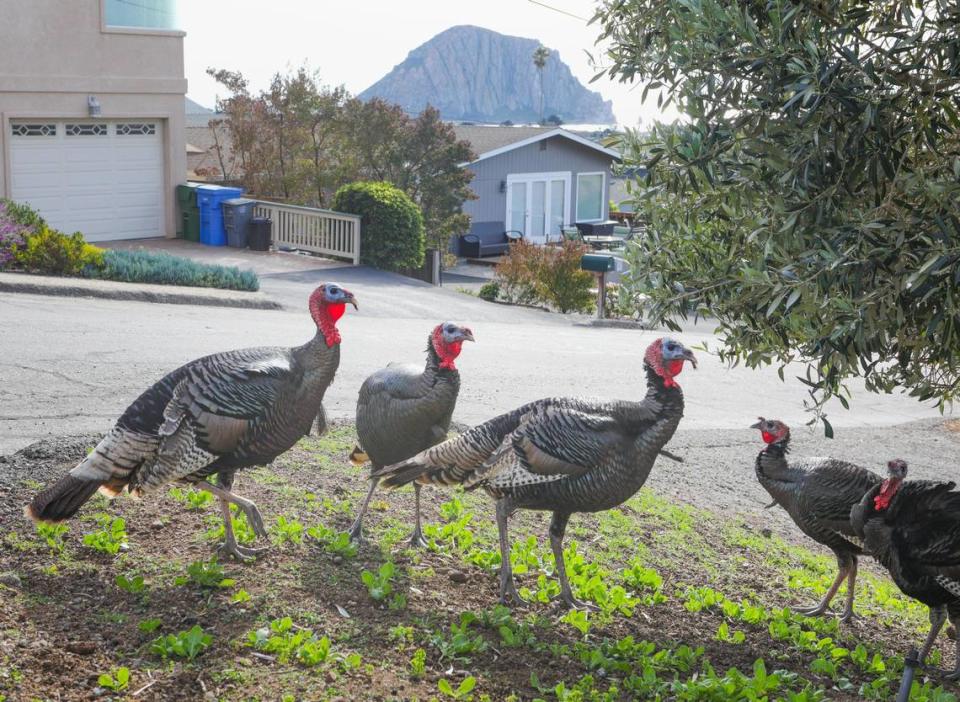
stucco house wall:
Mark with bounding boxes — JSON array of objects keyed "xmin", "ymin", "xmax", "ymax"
[{"xmin": 0, "ymin": 0, "xmax": 187, "ymax": 238}]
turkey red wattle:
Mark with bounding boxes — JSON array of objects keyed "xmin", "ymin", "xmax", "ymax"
[
  {"xmin": 432, "ymin": 326, "xmax": 464, "ymax": 371},
  {"xmin": 761, "ymin": 431, "xmax": 777, "ymax": 444},
  {"xmin": 309, "ymin": 291, "xmax": 347, "ymax": 347},
  {"xmin": 874, "ymin": 477, "xmax": 903, "ymax": 511}
]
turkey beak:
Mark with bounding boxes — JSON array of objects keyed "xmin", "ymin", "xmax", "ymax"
[
  {"xmin": 460, "ymin": 328, "xmax": 475, "ymax": 343},
  {"xmin": 344, "ymin": 291, "xmax": 358, "ymax": 310},
  {"xmin": 749, "ymin": 420, "xmax": 763, "ymax": 430},
  {"xmin": 682, "ymin": 348, "xmax": 697, "ymax": 369}
]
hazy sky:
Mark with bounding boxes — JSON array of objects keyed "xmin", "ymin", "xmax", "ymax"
[{"xmin": 182, "ymin": 0, "xmax": 679, "ymax": 128}]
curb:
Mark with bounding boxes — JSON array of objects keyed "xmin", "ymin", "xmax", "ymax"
[{"xmin": 0, "ymin": 273, "xmax": 282, "ymax": 311}]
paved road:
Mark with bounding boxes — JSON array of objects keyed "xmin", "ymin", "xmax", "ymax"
[{"xmin": 0, "ymin": 285, "xmax": 947, "ymax": 454}]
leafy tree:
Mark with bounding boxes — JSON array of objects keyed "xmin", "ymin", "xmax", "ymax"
[
  {"xmin": 533, "ymin": 45, "xmax": 551, "ymax": 124},
  {"xmin": 594, "ymin": 0, "xmax": 960, "ymax": 423}
]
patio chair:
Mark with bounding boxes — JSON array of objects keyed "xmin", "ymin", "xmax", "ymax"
[{"xmin": 562, "ymin": 227, "xmax": 582, "ymax": 242}]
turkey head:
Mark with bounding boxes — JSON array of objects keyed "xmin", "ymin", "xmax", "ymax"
[
  {"xmin": 645, "ymin": 337, "xmax": 697, "ymax": 388},
  {"xmin": 309, "ymin": 283, "xmax": 358, "ymax": 347},
  {"xmin": 432, "ymin": 322, "xmax": 475, "ymax": 371},
  {"xmin": 751, "ymin": 418, "xmax": 790, "ymax": 445}
]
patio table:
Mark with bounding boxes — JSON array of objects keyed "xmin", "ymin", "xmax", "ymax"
[{"xmin": 582, "ymin": 235, "xmax": 623, "ymax": 250}]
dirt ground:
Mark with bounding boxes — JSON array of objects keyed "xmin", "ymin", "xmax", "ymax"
[{"xmin": 1, "ymin": 421, "xmax": 958, "ymax": 701}]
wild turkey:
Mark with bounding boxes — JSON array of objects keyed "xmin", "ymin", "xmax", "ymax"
[
  {"xmin": 751, "ymin": 418, "xmax": 880, "ymax": 622},
  {"xmin": 851, "ymin": 459, "xmax": 960, "ymax": 678},
  {"xmin": 348, "ymin": 322, "xmax": 475, "ymax": 547},
  {"xmin": 374, "ymin": 337, "xmax": 696, "ymax": 609},
  {"xmin": 26, "ymin": 283, "xmax": 357, "ymax": 561}
]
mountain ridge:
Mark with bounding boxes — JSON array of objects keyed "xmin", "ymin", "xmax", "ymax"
[{"xmin": 359, "ymin": 25, "xmax": 615, "ymax": 125}]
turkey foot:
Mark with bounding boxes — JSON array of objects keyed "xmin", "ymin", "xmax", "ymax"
[
  {"xmin": 553, "ymin": 591, "xmax": 600, "ymax": 612},
  {"xmin": 218, "ymin": 539, "xmax": 268, "ymax": 563},
  {"xmin": 201, "ymin": 481, "xmax": 271, "ymax": 560},
  {"xmin": 408, "ymin": 524, "xmax": 429, "ymax": 549},
  {"xmin": 793, "ymin": 565, "xmax": 848, "ymax": 619},
  {"xmin": 348, "ymin": 478, "xmax": 379, "ymax": 544},
  {"xmin": 498, "ymin": 578, "xmax": 524, "ymax": 607}
]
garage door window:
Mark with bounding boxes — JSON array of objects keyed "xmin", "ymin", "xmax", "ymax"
[
  {"xmin": 65, "ymin": 124, "xmax": 108, "ymax": 137},
  {"xmin": 117, "ymin": 123, "xmax": 157, "ymax": 136},
  {"xmin": 11, "ymin": 124, "xmax": 56, "ymax": 137}
]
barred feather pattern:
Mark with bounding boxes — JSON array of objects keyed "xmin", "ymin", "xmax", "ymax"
[
  {"xmin": 38, "ymin": 333, "xmax": 339, "ymax": 510},
  {"xmin": 853, "ymin": 480, "xmax": 960, "ymax": 610},
  {"xmin": 377, "ymin": 364, "xmax": 684, "ymax": 515},
  {"xmin": 354, "ymin": 339, "xmax": 461, "ymax": 471},
  {"xmin": 755, "ymin": 441, "xmax": 880, "ymax": 557}
]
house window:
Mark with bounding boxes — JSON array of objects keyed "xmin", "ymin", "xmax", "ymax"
[
  {"xmin": 576, "ymin": 172, "xmax": 604, "ymax": 222},
  {"xmin": 104, "ymin": 0, "xmax": 179, "ymax": 30},
  {"xmin": 65, "ymin": 124, "xmax": 108, "ymax": 136},
  {"xmin": 11, "ymin": 124, "xmax": 56, "ymax": 137}
]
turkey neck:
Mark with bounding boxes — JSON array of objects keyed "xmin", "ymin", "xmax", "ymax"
[
  {"xmin": 291, "ymin": 330, "xmax": 341, "ymax": 377},
  {"xmin": 424, "ymin": 339, "xmax": 460, "ymax": 387},
  {"xmin": 756, "ymin": 437, "xmax": 792, "ymax": 480}
]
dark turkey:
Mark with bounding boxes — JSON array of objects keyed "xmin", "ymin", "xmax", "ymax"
[
  {"xmin": 751, "ymin": 418, "xmax": 880, "ymax": 622},
  {"xmin": 374, "ymin": 337, "xmax": 696, "ymax": 609},
  {"xmin": 26, "ymin": 283, "xmax": 357, "ymax": 561},
  {"xmin": 851, "ymin": 459, "xmax": 960, "ymax": 678},
  {"xmin": 348, "ymin": 322, "xmax": 474, "ymax": 547}
]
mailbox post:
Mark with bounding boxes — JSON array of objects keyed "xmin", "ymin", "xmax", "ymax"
[{"xmin": 580, "ymin": 254, "xmax": 616, "ymax": 320}]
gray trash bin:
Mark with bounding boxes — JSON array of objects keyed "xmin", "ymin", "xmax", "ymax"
[
  {"xmin": 222, "ymin": 198, "xmax": 256, "ymax": 248},
  {"xmin": 248, "ymin": 217, "xmax": 272, "ymax": 251}
]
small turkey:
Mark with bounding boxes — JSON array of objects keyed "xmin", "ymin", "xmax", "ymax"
[
  {"xmin": 751, "ymin": 418, "xmax": 880, "ymax": 622},
  {"xmin": 851, "ymin": 459, "xmax": 960, "ymax": 678},
  {"xmin": 348, "ymin": 321, "xmax": 475, "ymax": 546},
  {"xmin": 26, "ymin": 283, "xmax": 357, "ymax": 561},
  {"xmin": 374, "ymin": 337, "xmax": 696, "ymax": 608}
]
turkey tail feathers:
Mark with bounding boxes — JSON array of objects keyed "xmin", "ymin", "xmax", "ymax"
[
  {"xmin": 25, "ymin": 475, "xmax": 104, "ymax": 523},
  {"xmin": 349, "ymin": 445, "xmax": 369, "ymax": 466},
  {"xmin": 376, "ymin": 459, "xmax": 429, "ymax": 488}
]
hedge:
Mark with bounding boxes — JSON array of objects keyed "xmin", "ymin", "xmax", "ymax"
[{"xmin": 332, "ymin": 181, "xmax": 424, "ymax": 271}]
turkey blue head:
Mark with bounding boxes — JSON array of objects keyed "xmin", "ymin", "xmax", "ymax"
[
  {"xmin": 309, "ymin": 283, "xmax": 358, "ymax": 347},
  {"xmin": 644, "ymin": 337, "xmax": 697, "ymax": 388},
  {"xmin": 751, "ymin": 418, "xmax": 790, "ymax": 445},
  {"xmin": 874, "ymin": 458, "xmax": 908, "ymax": 511},
  {"xmin": 432, "ymin": 322, "xmax": 475, "ymax": 371}
]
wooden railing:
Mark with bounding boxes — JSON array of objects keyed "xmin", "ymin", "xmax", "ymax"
[{"xmin": 252, "ymin": 200, "xmax": 361, "ymax": 264}]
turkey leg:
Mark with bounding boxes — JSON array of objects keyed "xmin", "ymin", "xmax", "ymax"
[
  {"xmin": 838, "ymin": 557, "xmax": 859, "ymax": 623},
  {"xmin": 549, "ymin": 511, "xmax": 599, "ymax": 611},
  {"xmin": 200, "ymin": 478, "xmax": 270, "ymax": 561},
  {"xmin": 348, "ymin": 477, "xmax": 379, "ymax": 543},
  {"xmin": 947, "ymin": 611, "xmax": 960, "ymax": 680},
  {"xmin": 919, "ymin": 605, "xmax": 948, "ymax": 667},
  {"xmin": 409, "ymin": 483, "xmax": 429, "ymax": 548},
  {"xmin": 496, "ymin": 498, "xmax": 522, "ymax": 606},
  {"xmin": 793, "ymin": 558, "xmax": 848, "ymax": 618}
]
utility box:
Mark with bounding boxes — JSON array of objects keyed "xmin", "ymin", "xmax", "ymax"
[{"xmin": 222, "ymin": 198, "xmax": 256, "ymax": 248}]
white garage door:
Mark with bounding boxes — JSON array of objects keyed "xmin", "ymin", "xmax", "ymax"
[{"xmin": 9, "ymin": 121, "xmax": 164, "ymax": 242}]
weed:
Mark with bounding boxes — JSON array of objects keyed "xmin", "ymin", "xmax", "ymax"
[
  {"xmin": 97, "ymin": 666, "xmax": 129, "ymax": 692},
  {"xmin": 82, "ymin": 514, "xmax": 126, "ymax": 554},
  {"xmin": 138, "ymin": 618, "xmax": 162, "ymax": 634},
  {"xmin": 271, "ymin": 515, "xmax": 304, "ymax": 545},
  {"xmin": 430, "ymin": 612, "xmax": 488, "ymax": 662},
  {"xmin": 176, "ymin": 559, "xmax": 235, "ymax": 589},
  {"xmin": 150, "ymin": 625, "xmax": 212, "ymax": 660},
  {"xmin": 115, "ymin": 573, "xmax": 146, "ymax": 594},
  {"xmin": 168, "ymin": 486, "xmax": 214, "ymax": 510},
  {"xmin": 439, "ymin": 675, "xmax": 476, "ymax": 700},
  {"xmin": 410, "ymin": 647, "xmax": 427, "ymax": 679},
  {"xmin": 361, "ymin": 562, "xmax": 396, "ymax": 602},
  {"xmin": 306, "ymin": 523, "xmax": 358, "ymax": 558},
  {"xmin": 34, "ymin": 522, "xmax": 68, "ymax": 553},
  {"xmin": 231, "ymin": 589, "xmax": 251, "ymax": 604}
]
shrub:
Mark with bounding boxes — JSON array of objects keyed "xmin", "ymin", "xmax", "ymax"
[
  {"xmin": 0, "ymin": 201, "xmax": 36, "ymax": 269},
  {"xmin": 535, "ymin": 241, "xmax": 594, "ymax": 313},
  {"xmin": 478, "ymin": 280, "xmax": 500, "ymax": 301},
  {"xmin": 13, "ymin": 226, "xmax": 103, "ymax": 275},
  {"xmin": 87, "ymin": 249, "xmax": 259, "ymax": 291},
  {"xmin": 494, "ymin": 240, "xmax": 594, "ymax": 313},
  {"xmin": 332, "ymin": 181, "xmax": 424, "ymax": 271},
  {"xmin": 493, "ymin": 241, "xmax": 542, "ymax": 305}
]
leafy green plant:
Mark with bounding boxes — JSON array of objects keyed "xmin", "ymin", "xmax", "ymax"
[
  {"xmin": 271, "ymin": 515, "xmax": 304, "ymax": 545},
  {"xmin": 138, "ymin": 618, "xmax": 162, "ymax": 633},
  {"xmin": 168, "ymin": 486, "xmax": 214, "ymax": 510},
  {"xmin": 494, "ymin": 240, "xmax": 593, "ymax": 313},
  {"xmin": 150, "ymin": 625, "xmax": 212, "ymax": 660},
  {"xmin": 361, "ymin": 562, "xmax": 396, "ymax": 602},
  {"xmin": 430, "ymin": 612, "xmax": 488, "ymax": 662},
  {"xmin": 306, "ymin": 523, "xmax": 358, "ymax": 558},
  {"xmin": 438, "ymin": 676, "xmax": 476, "ymax": 700},
  {"xmin": 82, "ymin": 515, "xmax": 127, "ymax": 555},
  {"xmin": 206, "ymin": 505, "xmax": 256, "ymax": 546},
  {"xmin": 34, "ymin": 522, "xmax": 68, "ymax": 553},
  {"xmin": 561, "ymin": 609, "xmax": 592, "ymax": 637},
  {"xmin": 176, "ymin": 559, "xmax": 235, "ymax": 589},
  {"xmin": 87, "ymin": 249, "xmax": 259, "ymax": 291},
  {"xmin": 115, "ymin": 573, "xmax": 146, "ymax": 594},
  {"xmin": 231, "ymin": 588, "xmax": 251, "ymax": 604},
  {"xmin": 245, "ymin": 617, "xmax": 358, "ymax": 671},
  {"xmin": 97, "ymin": 666, "xmax": 129, "ymax": 692},
  {"xmin": 332, "ymin": 181, "xmax": 425, "ymax": 271},
  {"xmin": 409, "ymin": 647, "xmax": 427, "ymax": 679}
]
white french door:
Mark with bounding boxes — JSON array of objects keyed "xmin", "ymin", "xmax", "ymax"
[{"xmin": 505, "ymin": 172, "xmax": 571, "ymax": 245}]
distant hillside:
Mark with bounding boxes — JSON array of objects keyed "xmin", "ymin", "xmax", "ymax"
[{"xmin": 359, "ymin": 25, "xmax": 615, "ymax": 125}]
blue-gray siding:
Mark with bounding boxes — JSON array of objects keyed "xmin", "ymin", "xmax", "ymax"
[{"xmin": 462, "ymin": 136, "xmax": 614, "ymax": 238}]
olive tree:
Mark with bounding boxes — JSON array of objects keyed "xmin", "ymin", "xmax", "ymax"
[{"xmin": 594, "ymin": 0, "xmax": 960, "ymax": 427}]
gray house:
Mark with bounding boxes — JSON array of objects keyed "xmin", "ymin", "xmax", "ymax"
[{"xmin": 453, "ymin": 126, "xmax": 620, "ymax": 251}]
